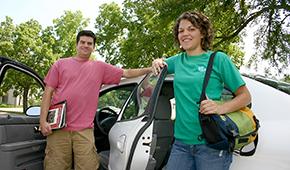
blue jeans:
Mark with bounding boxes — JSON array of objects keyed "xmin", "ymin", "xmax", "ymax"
[{"xmin": 166, "ymin": 140, "xmax": 232, "ymax": 170}]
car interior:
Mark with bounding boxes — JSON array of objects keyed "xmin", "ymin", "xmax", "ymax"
[
  {"xmin": 150, "ymin": 82, "xmax": 174, "ymax": 169},
  {"xmin": 94, "ymin": 84, "xmax": 137, "ymax": 153}
]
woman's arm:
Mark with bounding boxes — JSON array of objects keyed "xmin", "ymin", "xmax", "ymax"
[
  {"xmin": 199, "ymin": 85, "xmax": 251, "ymax": 115},
  {"xmin": 122, "ymin": 67, "xmax": 152, "ymax": 78}
]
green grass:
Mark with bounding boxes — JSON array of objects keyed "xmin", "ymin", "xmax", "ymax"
[{"xmin": 0, "ymin": 104, "xmax": 22, "ymax": 108}]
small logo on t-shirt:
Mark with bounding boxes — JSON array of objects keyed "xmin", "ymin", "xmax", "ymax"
[{"xmin": 198, "ymin": 66, "xmax": 206, "ymax": 72}]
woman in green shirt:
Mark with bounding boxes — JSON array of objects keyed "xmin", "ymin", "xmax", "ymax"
[{"xmin": 152, "ymin": 11, "xmax": 251, "ymax": 170}]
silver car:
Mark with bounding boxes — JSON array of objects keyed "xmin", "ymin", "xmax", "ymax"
[
  {"xmin": 1, "ymin": 56, "xmax": 290, "ymax": 170},
  {"xmin": 96, "ymin": 68, "xmax": 290, "ymax": 170}
]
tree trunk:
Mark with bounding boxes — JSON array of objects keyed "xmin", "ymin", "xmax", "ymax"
[{"xmin": 22, "ymin": 87, "xmax": 29, "ymax": 112}]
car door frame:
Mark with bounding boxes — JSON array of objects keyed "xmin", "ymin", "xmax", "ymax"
[
  {"xmin": 107, "ymin": 67, "xmax": 168, "ymax": 170},
  {"xmin": 0, "ymin": 57, "xmax": 44, "ymax": 88},
  {"xmin": 0, "ymin": 56, "xmax": 46, "ymax": 170},
  {"xmin": 125, "ymin": 67, "xmax": 169, "ymax": 170}
]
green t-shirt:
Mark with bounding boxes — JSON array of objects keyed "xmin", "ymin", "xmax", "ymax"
[{"xmin": 165, "ymin": 51, "xmax": 245, "ymax": 144}]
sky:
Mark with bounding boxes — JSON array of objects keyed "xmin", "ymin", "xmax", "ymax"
[
  {"xmin": 0, "ymin": 0, "xmax": 282, "ymax": 77},
  {"xmin": 0, "ymin": 0, "xmax": 123, "ymax": 30},
  {"xmin": 0, "ymin": 0, "xmax": 124, "ymax": 62}
]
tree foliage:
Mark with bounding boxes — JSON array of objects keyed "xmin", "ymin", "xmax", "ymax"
[
  {"xmin": 94, "ymin": 0, "xmax": 289, "ymax": 76},
  {"xmin": 248, "ymin": 0, "xmax": 290, "ymax": 75},
  {"xmin": 0, "ymin": 1, "xmax": 289, "ymax": 109},
  {"xmin": 53, "ymin": 11, "xmax": 90, "ymax": 58},
  {"xmin": 0, "ymin": 11, "xmax": 89, "ymax": 110}
]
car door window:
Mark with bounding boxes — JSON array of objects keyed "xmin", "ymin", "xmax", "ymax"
[
  {"xmin": 0, "ymin": 68, "xmax": 43, "ymax": 116},
  {"xmin": 98, "ymin": 85, "xmax": 136, "ymax": 114},
  {"xmin": 121, "ymin": 73, "xmax": 158, "ymax": 120}
]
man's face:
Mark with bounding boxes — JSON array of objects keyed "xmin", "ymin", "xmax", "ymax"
[{"xmin": 76, "ymin": 36, "xmax": 95, "ymax": 58}]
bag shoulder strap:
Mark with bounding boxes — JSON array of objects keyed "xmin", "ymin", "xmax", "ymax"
[{"xmin": 199, "ymin": 51, "xmax": 218, "ymax": 103}]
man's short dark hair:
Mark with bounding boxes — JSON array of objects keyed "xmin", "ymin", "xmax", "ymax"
[{"xmin": 76, "ymin": 30, "xmax": 96, "ymax": 46}]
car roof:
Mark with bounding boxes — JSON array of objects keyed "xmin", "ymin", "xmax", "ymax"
[
  {"xmin": 103, "ymin": 73, "xmax": 290, "ymax": 95},
  {"xmin": 243, "ymin": 74, "xmax": 290, "ymax": 94},
  {"xmin": 101, "ymin": 75, "xmax": 146, "ymax": 91}
]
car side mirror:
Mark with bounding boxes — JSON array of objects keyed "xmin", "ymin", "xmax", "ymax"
[{"xmin": 25, "ymin": 106, "xmax": 41, "ymax": 117}]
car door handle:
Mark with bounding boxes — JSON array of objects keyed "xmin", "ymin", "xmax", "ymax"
[
  {"xmin": 34, "ymin": 126, "xmax": 41, "ymax": 133},
  {"xmin": 142, "ymin": 141, "xmax": 151, "ymax": 146},
  {"xmin": 142, "ymin": 134, "xmax": 155, "ymax": 147},
  {"xmin": 117, "ymin": 135, "xmax": 126, "ymax": 153}
]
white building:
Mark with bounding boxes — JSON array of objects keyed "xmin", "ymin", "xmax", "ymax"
[{"xmin": 0, "ymin": 89, "xmax": 22, "ymax": 106}]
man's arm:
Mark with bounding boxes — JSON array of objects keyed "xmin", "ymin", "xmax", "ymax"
[
  {"xmin": 122, "ymin": 67, "xmax": 152, "ymax": 78},
  {"xmin": 39, "ymin": 86, "xmax": 55, "ymax": 136}
]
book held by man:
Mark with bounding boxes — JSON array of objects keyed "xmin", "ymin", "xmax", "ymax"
[{"xmin": 47, "ymin": 100, "xmax": 67, "ymax": 130}]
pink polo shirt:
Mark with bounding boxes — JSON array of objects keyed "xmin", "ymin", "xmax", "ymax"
[{"xmin": 44, "ymin": 57, "xmax": 123, "ymax": 131}]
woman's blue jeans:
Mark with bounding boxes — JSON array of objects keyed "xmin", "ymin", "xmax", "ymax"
[{"xmin": 166, "ymin": 140, "xmax": 232, "ymax": 170}]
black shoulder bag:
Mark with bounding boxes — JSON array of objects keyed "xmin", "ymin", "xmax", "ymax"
[
  {"xmin": 198, "ymin": 51, "xmax": 259, "ymax": 156},
  {"xmin": 198, "ymin": 51, "xmax": 231, "ymax": 150}
]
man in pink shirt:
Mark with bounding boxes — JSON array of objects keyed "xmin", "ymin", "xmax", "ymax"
[{"xmin": 39, "ymin": 30, "xmax": 152, "ymax": 170}]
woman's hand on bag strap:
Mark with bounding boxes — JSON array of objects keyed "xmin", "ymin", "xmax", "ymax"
[{"xmin": 199, "ymin": 99, "xmax": 223, "ymax": 115}]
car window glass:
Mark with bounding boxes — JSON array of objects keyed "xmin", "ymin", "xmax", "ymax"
[
  {"xmin": 98, "ymin": 85, "xmax": 135, "ymax": 114},
  {"xmin": 221, "ymin": 88, "xmax": 234, "ymax": 101},
  {"xmin": 0, "ymin": 69, "xmax": 43, "ymax": 116},
  {"xmin": 121, "ymin": 73, "xmax": 158, "ymax": 120},
  {"xmin": 221, "ymin": 87, "xmax": 253, "ymax": 108}
]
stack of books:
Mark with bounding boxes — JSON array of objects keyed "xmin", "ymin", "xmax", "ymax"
[{"xmin": 47, "ymin": 100, "xmax": 67, "ymax": 130}]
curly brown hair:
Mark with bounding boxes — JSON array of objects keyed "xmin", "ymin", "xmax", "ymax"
[{"xmin": 173, "ymin": 11, "xmax": 214, "ymax": 51}]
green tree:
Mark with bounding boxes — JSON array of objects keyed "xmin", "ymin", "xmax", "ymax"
[
  {"xmin": 1, "ymin": 19, "xmax": 44, "ymax": 109},
  {"xmin": 0, "ymin": 17, "xmax": 15, "ymax": 58},
  {"xmin": 0, "ymin": 10, "xmax": 89, "ymax": 111},
  {"xmin": 247, "ymin": 0, "xmax": 290, "ymax": 75},
  {"xmin": 53, "ymin": 10, "xmax": 90, "ymax": 58},
  {"xmin": 95, "ymin": 0, "xmax": 289, "ymax": 75}
]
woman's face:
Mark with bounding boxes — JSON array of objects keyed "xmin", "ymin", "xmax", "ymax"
[{"xmin": 178, "ymin": 19, "xmax": 203, "ymax": 54}]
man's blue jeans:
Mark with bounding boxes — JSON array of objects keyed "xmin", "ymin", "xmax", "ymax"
[{"xmin": 166, "ymin": 140, "xmax": 232, "ymax": 170}]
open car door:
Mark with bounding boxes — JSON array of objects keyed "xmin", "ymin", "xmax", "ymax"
[
  {"xmin": 0, "ymin": 57, "xmax": 45, "ymax": 170},
  {"xmin": 108, "ymin": 67, "xmax": 173, "ymax": 170}
]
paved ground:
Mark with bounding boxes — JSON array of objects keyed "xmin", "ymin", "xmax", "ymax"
[{"xmin": 0, "ymin": 107, "xmax": 23, "ymax": 114}]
